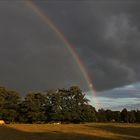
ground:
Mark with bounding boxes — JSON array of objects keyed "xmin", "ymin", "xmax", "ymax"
[{"xmin": 0, "ymin": 123, "xmax": 140, "ymax": 140}]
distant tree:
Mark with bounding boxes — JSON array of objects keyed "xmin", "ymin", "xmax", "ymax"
[
  {"xmin": 112, "ymin": 111, "xmax": 121, "ymax": 122},
  {"xmin": 97, "ymin": 110, "xmax": 121, "ymax": 122},
  {"xmin": 135, "ymin": 110, "xmax": 140, "ymax": 122},
  {"xmin": 121, "ymin": 108, "xmax": 129, "ymax": 122},
  {"xmin": 128, "ymin": 110, "xmax": 136, "ymax": 123},
  {"xmin": 105, "ymin": 109, "xmax": 114, "ymax": 122},
  {"xmin": 97, "ymin": 109, "xmax": 107, "ymax": 122}
]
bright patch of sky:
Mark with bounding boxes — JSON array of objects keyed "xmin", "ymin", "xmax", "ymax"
[{"xmin": 86, "ymin": 82, "xmax": 140, "ymax": 110}]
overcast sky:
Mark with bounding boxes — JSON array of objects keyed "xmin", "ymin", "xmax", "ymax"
[
  {"xmin": 35, "ymin": 0, "xmax": 140, "ymax": 90},
  {"xmin": 0, "ymin": 0, "xmax": 140, "ymax": 109}
]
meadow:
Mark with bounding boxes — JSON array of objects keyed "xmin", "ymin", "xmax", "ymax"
[{"xmin": 0, "ymin": 123, "xmax": 140, "ymax": 140}]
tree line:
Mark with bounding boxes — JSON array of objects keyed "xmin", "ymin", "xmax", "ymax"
[{"xmin": 0, "ymin": 86, "xmax": 140, "ymax": 123}]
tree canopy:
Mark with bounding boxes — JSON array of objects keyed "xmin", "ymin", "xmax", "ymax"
[{"xmin": 0, "ymin": 86, "xmax": 139, "ymax": 123}]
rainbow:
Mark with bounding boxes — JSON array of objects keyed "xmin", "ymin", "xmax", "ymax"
[{"xmin": 25, "ymin": 0, "xmax": 99, "ymax": 108}]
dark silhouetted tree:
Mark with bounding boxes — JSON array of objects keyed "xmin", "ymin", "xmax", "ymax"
[
  {"xmin": 0, "ymin": 87, "xmax": 20, "ymax": 122},
  {"xmin": 19, "ymin": 92, "xmax": 47, "ymax": 123},
  {"xmin": 128, "ymin": 110, "xmax": 136, "ymax": 123},
  {"xmin": 97, "ymin": 109, "xmax": 107, "ymax": 122},
  {"xmin": 121, "ymin": 108, "xmax": 129, "ymax": 122},
  {"xmin": 135, "ymin": 110, "xmax": 140, "ymax": 122}
]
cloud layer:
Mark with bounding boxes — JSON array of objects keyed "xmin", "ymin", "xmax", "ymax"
[
  {"xmin": 37, "ymin": 0, "xmax": 140, "ymax": 91},
  {"xmin": 0, "ymin": 0, "xmax": 140, "ymax": 109},
  {"xmin": 0, "ymin": 1, "xmax": 90, "ymax": 94}
]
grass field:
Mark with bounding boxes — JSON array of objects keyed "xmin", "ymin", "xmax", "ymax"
[{"xmin": 0, "ymin": 123, "xmax": 140, "ymax": 140}]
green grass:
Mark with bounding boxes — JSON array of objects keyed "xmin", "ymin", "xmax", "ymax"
[{"xmin": 0, "ymin": 123, "xmax": 140, "ymax": 140}]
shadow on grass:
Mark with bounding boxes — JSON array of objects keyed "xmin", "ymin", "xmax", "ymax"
[
  {"xmin": 0, "ymin": 125, "xmax": 113, "ymax": 140},
  {"xmin": 86, "ymin": 124, "xmax": 140, "ymax": 140}
]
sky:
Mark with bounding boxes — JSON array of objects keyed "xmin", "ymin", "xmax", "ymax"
[{"xmin": 0, "ymin": 0, "xmax": 140, "ymax": 110}]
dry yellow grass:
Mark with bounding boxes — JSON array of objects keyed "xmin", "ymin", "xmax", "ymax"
[{"xmin": 0, "ymin": 123, "xmax": 140, "ymax": 140}]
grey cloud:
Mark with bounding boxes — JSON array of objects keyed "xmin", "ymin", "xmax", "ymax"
[
  {"xmin": 36, "ymin": 0, "xmax": 140, "ymax": 91},
  {"xmin": 1, "ymin": 0, "xmax": 140, "ymax": 100},
  {"xmin": 0, "ymin": 1, "xmax": 90, "ymax": 94}
]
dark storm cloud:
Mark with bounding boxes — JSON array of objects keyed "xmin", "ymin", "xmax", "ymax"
[
  {"xmin": 35, "ymin": 0, "xmax": 140, "ymax": 91},
  {"xmin": 0, "ymin": 1, "xmax": 90, "ymax": 94},
  {"xmin": 1, "ymin": 0, "xmax": 140, "ymax": 101}
]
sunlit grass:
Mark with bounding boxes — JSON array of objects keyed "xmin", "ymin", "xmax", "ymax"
[{"xmin": 0, "ymin": 123, "xmax": 140, "ymax": 140}]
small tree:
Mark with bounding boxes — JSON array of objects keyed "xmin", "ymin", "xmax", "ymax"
[
  {"xmin": 128, "ymin": 111, "xmax": 136, "ymax": 123},
  {"xmin": 135, "ymin": 110, "xmax": 140, "ymax": 122},
  {"xmin": 121, "ymin": 108, "xmax": 129, "ymax": 122},
  {"xmin": 97, "ymin": 109, "xmax": 107, "ymax": 122}
]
